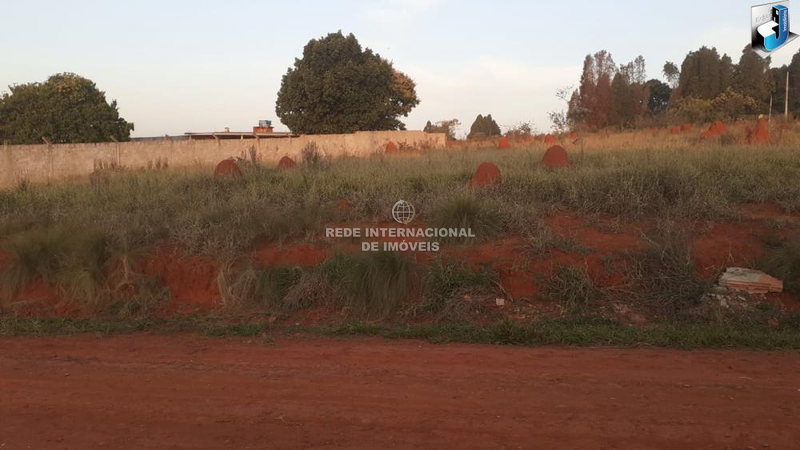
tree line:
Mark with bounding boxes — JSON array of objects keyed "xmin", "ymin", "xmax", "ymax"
[{"xmin": 558, "ymin": 44, "xmax": 800, "ymax": 131}]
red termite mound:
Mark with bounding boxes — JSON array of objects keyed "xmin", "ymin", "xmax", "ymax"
[
  {"xmin": 543, "ymin": 134, "xmax": 557, "ymax": 145},
  {"xmin": 542, "ymin": 145, "xmax": 571, "ymax": 168},
  {"xmin": 669, "ymin": 127, "xmax": 680, "ymax": 135},
  {"xmin": 469, "ymin": 162, "xmax": 502, "ymax": 187},
  {"xmin": 385, "ymin": 141, "xmax": 399, "ymax": 154},
  {"xmin": 700, "ymin": 120, "xmax": 727, "ymax": 139},
  {"xmin": 680, "ymin": 123, "xmax": 692, "ymax": 133},
  {"xmin": 278, "ymin": 156, "xmax": 297, "ymax": 169},
  {"xmin": 498, "ymin": 137, "xmax": 511, "ymax": 149},
  {"xmin": 213, "ymin": 159, "xmax": 242, "ymax": 178},
  {"xmin": 746, "ymin": 118, "xmax": 770, "ymax": 144}
]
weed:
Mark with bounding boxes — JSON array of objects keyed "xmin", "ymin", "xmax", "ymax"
[
  {"xmin": 430, "ymin": 194, "xmax": 499, "ymax": 245},
  {"xmin": 322, "ymin": 251, "xmax": 417, "ymax": 319},
  {"xmin": 419, "ymin": 258, "xmax": 498, "ymax": 320},
  {"xmin": 546, "ymin": 265, "xmax": 599, "ymax": 314},
  {"xmin": 758, "ymin": 233, "xmax": 800, "ymax": 294},
  {"xmin": 626, "ymin": 228, "xmax": 711, "ymax": 318}
]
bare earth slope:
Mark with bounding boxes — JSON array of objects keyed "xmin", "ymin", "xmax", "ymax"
[{"xmin": 1, "ymin": 335, "xmax": 799, "ymax": 449}]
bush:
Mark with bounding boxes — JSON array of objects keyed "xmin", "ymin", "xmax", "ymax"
[
  {"xmin": 626, "ymin": 227, "xmax": 711, "ymax": 318},
  {"xmin": 421, "ymin": 258, "xmax": 497, "ymax": 319},
  {"xmin": 758, "ymin": 234, "xmax": 800, "ymax": 294},
  {"xmin": 430, "ymin": 195, "xmax": 500, "ymax": 245},
  {"xmin": 546, "ymin": 265, "xmax": 599, "ymax": 314},
  {"xmin": 323, "ymin": 251, "xmax": 417, "ymax": 319}
]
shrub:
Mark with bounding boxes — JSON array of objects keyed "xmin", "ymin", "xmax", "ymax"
[
  {"xmin": 323, "ymin": 251, "xmax": 417, "ymax": 319},
  {"xmin": 546, "ymin": 265, "xmax": 599, "ymax": 314},
  {"xmin": 626, "ymin": 227, "xmax": 711, "ymax": 318},
  {"xmin": 421, "ymin": 258, "xmax": 497, "ymax": 319},
  {"xmin": 758, "ymin": 233, "xmax": 800, "ymax": 294},
  {"xmin": 430, "ymin": 194, "xmax": 500, "ymax": 245}
]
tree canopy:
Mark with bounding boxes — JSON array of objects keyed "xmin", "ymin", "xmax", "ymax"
[
  {"xmin": 0, "ymin": 73, "xmax": 133, "ymax": 145},
  {"xmin": 275, "ymin": 31, "xmax": 419, "ymax": 134},
  {"xmin": 467, "ymin": 114, "xmax": 501, "ymax": 139}
]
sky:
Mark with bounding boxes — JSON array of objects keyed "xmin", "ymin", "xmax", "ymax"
[{"xmin": 2, "ymin": 0, "xmax": 799, "ymax": 138}]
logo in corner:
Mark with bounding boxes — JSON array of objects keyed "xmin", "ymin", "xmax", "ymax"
[
  {"xmin": 391, "ymin": 200, "xmax": 415, "ymax": 225},
  {"xmin": 752, "ymin": 1, "xmax": 798, "ymax": 57}
]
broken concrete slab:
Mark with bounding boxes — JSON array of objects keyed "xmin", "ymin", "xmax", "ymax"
[{"xmin": 718, "ymin": 267, "xmax": 783, "ymax": 294}]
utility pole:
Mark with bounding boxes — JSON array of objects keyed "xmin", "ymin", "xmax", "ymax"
[
  {"xmin": 785, "ymin": 72, "xmax": 790, "ymax": 119},
  {"xmin": 769, "ymin": 95, "xmax": 773, "ymax": 122}
]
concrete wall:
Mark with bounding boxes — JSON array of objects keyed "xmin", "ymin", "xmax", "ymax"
[{"xmin": 0, "ymin": 131, "xmax": 446, "ymax": 187}]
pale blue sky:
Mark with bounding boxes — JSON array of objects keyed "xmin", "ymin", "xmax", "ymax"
[{"xmin": 2, "ymin": 0, "xmax": 797, "ymax": 137}]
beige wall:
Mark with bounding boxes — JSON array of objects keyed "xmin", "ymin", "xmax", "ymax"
[{"xmin": 0, "ymin": 131, "xmax": 446, "ymax": 187}]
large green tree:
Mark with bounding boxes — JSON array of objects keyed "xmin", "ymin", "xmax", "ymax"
[
  {"xmin": 0, "ymin": 73, "xmax": 133, "ymax": 145},
  {"xmin": 673, "ymin": 46, "xmax": 733, "ymax": 100},
  {"xmin": 732, "ymin": 44, "xmax": 772, "ymax": 108},
  {"xmin": 467, "ymin": 114, "xmax": 501, "ymax": 139},
  {"xmin": 275, "ymin": 31, "xmax": 419, "ymax": 134}
]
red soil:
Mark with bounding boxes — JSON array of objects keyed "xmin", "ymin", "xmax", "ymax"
[
  {"xmin": 680, "ymin": 123, "xmax": 692, "ymax": 133},
  {"xmin": 3, "ymin": 335, "xmax": 799, "ymax": 450},
  {"xmin": 142, "ymin": 248, "xmax": 220, "ymax": 313},
  {"xmin": 669, "ymin": 127, "xmax": 680, "ymax": 135},
  {"xmin": 252, "ymin": 242, "xmax": 330, "ymax": 268},
  {"xmin": 277, "ymin": 156, "xmax": 297, "ymax": 169},
  {"xmin": 543, "ymin": 134, "xmax": 556, "ymax": 145},
  {"xmin": 541, "ymin": 145, "xmax": 571, "ymax": 168},
  {"xmin": 700, "ymin": 120, "xmax": 727, "ymax": 139},
  {"xmin": 2, "ymin": 206, "xmax": 798, "ymax": 317},
  {"xmin": 469, "ymin": 162, "xmax": 501, "ymax": 187},
  {"xmin": 212, "ymin": 159, "xmax": 241, "ymax": 178},
  {"xmin": 746, "ymin": 118, "xmax": 770, "ymax": 144},
  {"xmin": 498, "ymin": 136, "xmax": 511, "ymax": 149},
  {"xmin": 568, "ymin": 132, "xmax": 579, "ymax": 140},
  {"xmin": 334, "ymin": 198, "xmax": 353, "ymax": 212},
  {"xmin": 385, "ymin": 141, "xmax": 399, "ymax": 154}
]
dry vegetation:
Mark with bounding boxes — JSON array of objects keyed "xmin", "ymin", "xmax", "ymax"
[{"xmin": 1, "ymin": 137, "xmax": 800, "ymax": 346}]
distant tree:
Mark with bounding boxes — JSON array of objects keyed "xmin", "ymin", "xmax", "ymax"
[
  {"xmin": 670, "ymin": 97, "xmax": 714, "ymax": 123},
  {"xmin": 663, "ymin": 62, "xmax": 680, "ymax": 88},
  {"xmin": 0, "ymin": 73, "xmax": 133, "ymax": 145},
  {"xmin": 771, "ymin": 48, "xmax": 800, "ymax": 116},
  {"xmin": 710, "ymin": 87, "xmax": 759, "ymax": 121},
  {"xmin": 609, "ymin": 72, "xmax": 637, "ymax": 128},
  {"xmin": 673, "ymin": 46, "xmax": 733, "ymax": 100},
  {"xmin": 550, "ymin": 85, "xmax": 576, "ymax": 133},
  {"xmin": 569, "ymin": 50, "xmax": 617, "ymax": 129},
  {"xmin": 467, "ymin": 114, "xmax": 501, "ymax": 139},
  {"xmin": 275, "ymin": 31, "xmax": 419, "ymax": 134},
  {"xmin": 505, "ymin": 121, "xmax": 535, "ymax": 139},
  {"xmin": 645, "ymin": 79, "xmax": 672, "ymax": 115},
  {"xmin": 732, "ymin": 44, "xmax": 773, "ymax": 109},
  {"xmin": 423, "ymin": 118, "xmax": 460, "ymax": 140}
]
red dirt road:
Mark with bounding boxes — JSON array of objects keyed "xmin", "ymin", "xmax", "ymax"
[{"xmin": 1, "ymin": 335, "xmax": 799, "ymax": 449}]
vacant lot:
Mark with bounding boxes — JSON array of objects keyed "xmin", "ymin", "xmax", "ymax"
[{"xmin": 1, "ymin": 144, "xmax": 799, "ymax": 347}]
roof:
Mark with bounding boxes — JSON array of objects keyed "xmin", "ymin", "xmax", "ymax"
[{"xmin": 183, "ymin": 131, "xmax": 296, "ymax": 139}]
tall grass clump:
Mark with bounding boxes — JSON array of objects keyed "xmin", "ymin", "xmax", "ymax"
[
  {"xmin": 420, "ymin": 258, "xmax": 498, "ymax": 320},
  {"xmin": 429, "ymin": 194, "xmax": 500, "ymax": 244},
  {"xmin": 758, "ymin": 233, "xmax": 800, "ymax": 294},
  {"xmin": 0, "ymin": 225, "xmax": 109, "ymax": 305},
  {"xmin": 546, "ymin": 265, "xmax": 599, "ymax": 314},
  {"xmin": 625, "ymin": 227, "xmax": 712, "ymax": 318},
  {"xmin": 322, "ymin": 251, "xmax": 417, "ymax": 319}
]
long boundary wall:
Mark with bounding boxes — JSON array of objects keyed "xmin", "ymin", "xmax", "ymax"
[{"xmin": 0, "ymin": 131, "xmax": 446, "ymax": 187}]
